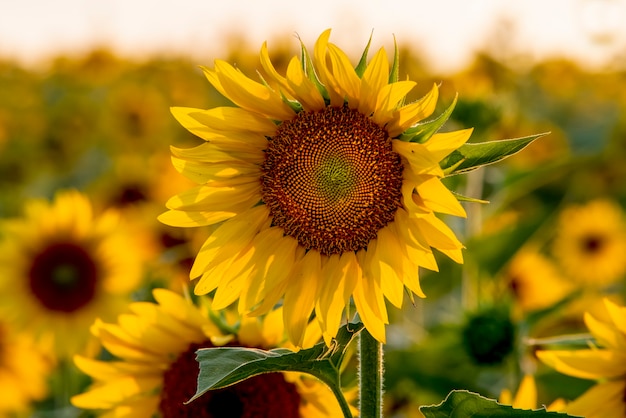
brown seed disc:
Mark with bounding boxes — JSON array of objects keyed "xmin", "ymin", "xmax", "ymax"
[{"xmin": 261, "ymin": 105, "xmax": 404, "ymax": 255}]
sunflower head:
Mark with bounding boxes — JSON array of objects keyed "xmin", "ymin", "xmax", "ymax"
[
  {"xmin": 552, "ymin": 199, "xmax": 626, "ymax": 286},
  {"xmin": 72, "ymin": 289, "xmax": 355, "ymax": 418},
  {"xmin": 0, "ymin": 190, "xmax": 145, "ymax": 357},
  {"xmin": 160, "ymin": 29, "xmax": 472, "ymax": 346}
]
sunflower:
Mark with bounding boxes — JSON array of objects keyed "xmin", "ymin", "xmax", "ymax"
[
  {"xmin": 503, "ymin": 249, "xmax": 574, "ymax": 314},
  {"xmin": 0, "ymin": 317, "xmax": 53, "ymax": 416},
  {"xmin": 71, "ymin": 288, "xmax": 356, "ymax": 417},
  {"xmin": 0, "ymin": 190, "xmax": 144, "ymax": 358},
  {"xmin": 552, "ymin": 199, "xmax": 626, "ymax": 286},
  {"xmin": 537, "ymin": 298, "xmax": 626, "ymax": 418},
  {"xmin": 159, "ymin": 29, "xmax": 470, "ymax": 346}
]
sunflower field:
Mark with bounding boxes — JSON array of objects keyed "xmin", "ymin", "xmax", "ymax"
[{"xmin": 1, "ymin": 31, "xmax": 626, "ymax": 418}]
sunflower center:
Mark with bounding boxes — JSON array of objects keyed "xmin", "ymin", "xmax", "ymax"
[
  {"xmin": 28, "ymin": 241, "xmax": 98, "ymax": 313},
  {"xmin": 581, "ymin": 234, "xmax": 605, "ymax": 254},
  {"xmin": 159, "ymin": 342, "xmax": 301, "ymax": 418},
  {"xmin": 261, "ymin": 105, "xmax": 404, "ymax": 256}
]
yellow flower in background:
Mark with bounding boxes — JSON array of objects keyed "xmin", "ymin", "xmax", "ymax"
[
  {"xmin": 552, "ymin": 199, "xmax": 626, "ymax": 286},
  {"xmin": 160, "ymin": 29, "xmax": 471, "ymax": 346},
  {"xmin": 72, "ymin": 289, "xmax": 355, "ymax": 418},
  {"xmin": 537, "ymin": 298, "xmax": 626, "ymax": 418},
  {"xmin": 0, "ymin": 190, "xmax": 144, "ymax": 358},
  {"xmin": 503, "ymin": 249, "xmax": 574, "ymax": 314},
  {"xmin": 0, "ymin": 318, "xmax": 53, "ymax": 416}
]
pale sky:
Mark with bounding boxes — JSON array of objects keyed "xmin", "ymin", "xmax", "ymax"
[{"xmin": 1, "ymin": 0, "xmax": 625, "ymax": 73}]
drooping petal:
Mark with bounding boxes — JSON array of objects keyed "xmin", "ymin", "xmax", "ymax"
[{"xmin": 283, "ymin": 250, "xmax": 322, "ymax": 347}]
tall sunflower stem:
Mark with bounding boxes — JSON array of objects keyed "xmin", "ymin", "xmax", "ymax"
[{"xmin": 359, "ymin": 328, "xmax": 384, "ymax": 418}]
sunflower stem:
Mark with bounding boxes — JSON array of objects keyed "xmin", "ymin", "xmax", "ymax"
[{"xmin": 358, "ymin": 328, "xmax": 383, "ymax": 418}]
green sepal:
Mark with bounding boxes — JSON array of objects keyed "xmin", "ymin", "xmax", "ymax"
[
  {"xmin": 452, "ymin": 191, "xmax": 490, "ymax": 204},
  {"xmin": 398, "ymin": 94, "xmax": 458, "ymax": 143},
  {"xmin": 420, "ymin": 390, "xmax": 580, "ymax": 417},
  {"xmin": 189, "ymin": 321, "xmax": 364, "ymax": 414},
  {"xmin": 355, "ymin": 30, "xmax": 373, "ymax": 78},
  {"xmin": 440, "ymin": 133, "xmax": 549, "ymax": 176},
  {"xmin": 389, "ymin": 35, "xmax": 399, "ymax": 84}
]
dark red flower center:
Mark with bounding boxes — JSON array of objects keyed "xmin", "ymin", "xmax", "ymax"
[
  {"xmin": 159, "ymin": 342, "xmax": 301, "ymax": 418},
  {"xmin": 261, "ymin": 105, "xmax": 404, "ymax": 256},
  {"xmin": 28, "ymin": 241, "xmax": 98, "ymax": 312}
]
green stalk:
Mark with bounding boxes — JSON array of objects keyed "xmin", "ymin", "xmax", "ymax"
[{"xmin": 358, "ymin": 328, "xmax": 383, "ymax": 417}]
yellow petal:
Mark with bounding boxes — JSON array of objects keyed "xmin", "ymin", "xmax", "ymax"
[
  {"xmin": 566, "ymin": 380, "xmax": 626, "ymax": 418},
  {"xmin": 603, "ymin": 298, "xmax": 626, "ymax": 336},
  {"xmin": 285, "ymin": 56, "xmax": 326, "ymax": 111},
  {"xmin": 512, "ymin": 375, "xmax": 537, "ymax": 410},
  {"xmin": 372, "ymin": 80, "xmax": 417, "ymax": 125},
  {"xmin": 260, "ymin": 42, "xmax": 296, "ymax": 97},
  {"xmin": 327, "ymin": 44, "xmax": 361, "ymax": 107},
  {"xmin": 187, "ymin": 106, "xmax": 278, "ymax": 135},
  {"xmin": 171, "ymin": 141, "xmax": 264, "ymax": 163},
  {"xmin": 240, "ymin": 227, "xmax": 299, "ymax": 312},
  {"xmin": 165, "ymin": 182, "xmax": 260, "ymax": 213},
  {"xmin": 424, "ymin": 128, "xmax": 473, "ymax": 162},
  {"xmin": 70, "ymin": 376, "xmax": 161, "ymax": 409},
  {"xmin": 414, "ymin": 213, "xmax": 464, "ymax": 251},
  {"xmin": 393, "ymin": 140, "xmax": 442, "ymax": 176},
  {"xmin": 313, "ymin": 29, "xmax": 344, "ymax": 106},
  {"xmin": 190, "ymin": 206, "xmax": 269, "ymax": 278},
  {"xmin": 537, "ymin": 349, "xmax": 626, "ymax": 380},
  {"xmin": 158, "ymin": 209, "xmax": 235, "ymax": 227},
  {"xmin": 368, "ymin": 229, "xmax": 405, "ymax": 309},
  {"xmin": 283, "ymin": 250, "xmax": 322, "ymax": 347},
  {"xmin": 387, "ymin": 83, "xmax": 439, "ymax": 137},
  {"xmin": 585, "ymin": 311, "xmax": 626, "ymax": 350},
  {"xmin": 415, "ymin": 176, "xmax": 467, "ymax": 217},
  {"xmin": 212, "ymin": 246, "xmax": 256, "ymax": 310},
  {"xmin": 353, "ymin": 251, "xmax": 388, "ymax": 343},
  {"xmin": 359, "ymin": 48, "xmax": 389, "ymax": 116},
  {"xmin": 316, "ymin": 253, "xmax": 358, "ymax": 345},
  {"xmin": 210, "ymin": 60, "xmax": 295, "ymax": 120}
]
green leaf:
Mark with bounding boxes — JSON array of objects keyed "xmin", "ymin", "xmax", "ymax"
[
  {"xmin": 420, "ymin": 390, "xmax": 580, "ymax": 417},
  {"xmin": 398, "ymin": 94, "xmax": 458, "ymax": 143},
  {"xmin": 189, "ymin": 321, "xmax": 364, "ymax": 416},
  {"xmin": 440, "ymin": 133, "xmax": 549, "ymax": 176},
  {"xmin": 355, "ymin": 31, "xmax": 373, "ymax": 78}
]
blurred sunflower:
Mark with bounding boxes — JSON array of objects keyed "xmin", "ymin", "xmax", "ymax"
[
  {"xmin": 159, "ymin": 29, "xmax": 470, "ymax": 346},
  {"xmin": 0, "ymin": 318, "xmax": 53, "ymax": 416},
  {"xmin": 552, "ymin": 199, "xmax": 626, "ymax": 286},
  {"xmin": 503, "ymin": 249, "xmax": 574, "ymax": 314},
  {"xmin": 537, "ymin": 298, "xmax": 626, "ymax": 418},
  {"xmin": 0, "ymin": 190, "xmax": 144, "ymax": 358},
  {"xmin": 71, "ymin": 289, "xmax": 356, "ymax": 417}
]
